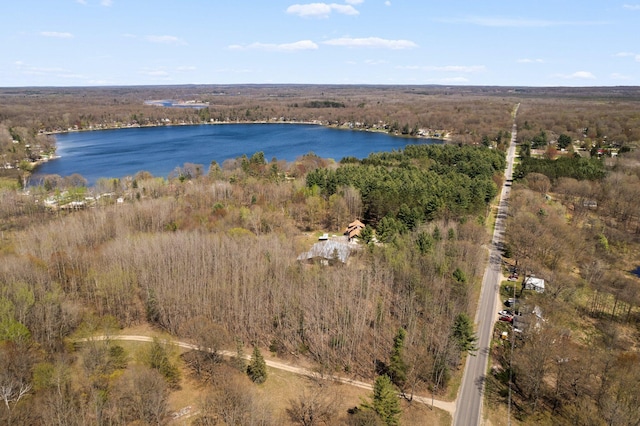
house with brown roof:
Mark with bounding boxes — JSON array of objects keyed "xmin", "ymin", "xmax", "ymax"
[{"xmin": 344, "ymin": 219, "xmax": 365, "ymax": 241}]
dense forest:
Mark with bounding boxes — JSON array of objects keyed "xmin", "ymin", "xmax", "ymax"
[{"xmin": 1, "ymin": 85, "xmax": 639, "ymax": 424}]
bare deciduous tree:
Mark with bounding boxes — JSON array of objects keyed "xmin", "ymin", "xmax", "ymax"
[{"xmin": 287, "ymin": 388, "xmax": 337, "ymax": 425}]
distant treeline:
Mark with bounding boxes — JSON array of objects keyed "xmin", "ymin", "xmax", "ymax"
[{"xmin": 298, "ymin": 100, "xmax": 346, "ymax": 108}]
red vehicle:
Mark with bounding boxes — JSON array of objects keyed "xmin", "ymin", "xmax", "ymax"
[{"xmin": 499, "ymin": 313, "xmax": 514, "ymax": 323}]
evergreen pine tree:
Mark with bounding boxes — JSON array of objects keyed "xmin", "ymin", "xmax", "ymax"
[
  {"xmin": 146, "ymin": 338, "xmax": 180, "ymax": 388},
  {"xmin": 358, "ymin": 225, "xmax": 374, "ymax": 245},
  {"xmin": 388, "ymin": 328, "xmax": 407, "ymax": 389},
  {"xmin": 371, "ymin": 375, "xmax": 401, "ymax": 426},
  {"xmin": 246, "ymin": 346, "xmax": 267, "ymax": 384},
  {"xmin": 452, "ymin": 312, "xmax": 477, "ymax": 354},
  {"xmin": 432, "ymin": 226, "xmax": 442, "ymax": 241}
]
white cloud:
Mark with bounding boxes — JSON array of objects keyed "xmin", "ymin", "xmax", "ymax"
[
  {"xmin": 558, "ymin": 71, "xmax": 596, "ymax": 80},
  {"xmin": 345, "ymin": 0, "xmax": 364, "ymax": 4},
  {"xmin": 286, "ymin": 3, "xmax": 359, "ymax": 18},
  {"xmin": 331, "ymin": 4, "xmax": 360, "ymax": 15},
  {"xmin": 614, "ymin": 52, "xmax": 640, "ymax": 61},
  {"xmin": 40, "ymin": 31, "xmax": 73, "ymax": 38},
  {"xmin": 517, "ymin": 58, "xmax": 544, "ymax": 63},
  {"xmin": 229, "ymin": 40, "xmax": 319, "ymax": 52},
  {"xmin": 177, "ymin": 66, "xmax": 197, "ymax": 71},
  {"xmin": 440, "ymin": 16, "xmax": 607, "ymax": 27},
  {"xmin": 145, "ymin": 35, "xmax": 187, "ymax": 45},
  {"xmin": 385, "ymin": 1, "xmax": 391, "ymax": 5},
  {"xmin": 287, "ymin": 3, "xmax": 331, "ymax": 18},
  {"xmin": 323, "ymin": 37, "xmax": 418, "ymax": 49},
  {"xmin": 623, "ymin": 4, "xmax": 640, "ymax": 10},
  {"xmin": 76, "ymin": 0, "xmax": 87, "ymax": 4}
]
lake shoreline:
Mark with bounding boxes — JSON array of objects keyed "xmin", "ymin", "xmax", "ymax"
[
  {"xmin": 44, "ymin": 119, "xmax": 449, "ymax": 142},
  {"xmin": 32, "ymin": 122, "xmax": 446, "ymax": 186}
]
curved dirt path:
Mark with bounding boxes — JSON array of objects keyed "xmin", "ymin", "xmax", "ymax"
[{"xmin": 79, "ymin": 334, "xmax": 456, "ymax": 415}]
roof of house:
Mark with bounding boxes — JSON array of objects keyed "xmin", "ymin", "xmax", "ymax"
[
  {"xmin": 346, "ymin": 228, "xmax": 361, "ymax": 239},
  {"xmin": 347, "ymin": 219, "xmax": 365, "ymax": 229},
  {"xmin": 524, "ymin": 277, "xmax": 545, "ymax": 289},
  {"xmin": 297, "ymin": 240, "xmax": 352, "ymax": 263},
  {"xmin": 345, "ymin": 220, "xmax": 365, "ymax": 239}
]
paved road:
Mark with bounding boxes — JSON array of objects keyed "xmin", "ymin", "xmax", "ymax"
[
  {"xmin": 79, "ymin": 334, "xmax": 456, "ymax": 415},
  {"xmin": 453, "ymin": 104, "xmax": 519, "ymax": 426}
]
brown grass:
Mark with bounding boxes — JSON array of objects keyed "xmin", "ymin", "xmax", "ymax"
[{"xmin": 156, "ymin": 333, "xmax": 452, "ymax": 425}]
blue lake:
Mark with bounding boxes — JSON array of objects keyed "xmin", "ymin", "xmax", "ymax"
[{"xmin": 32, "ymin": 124, "xmax": 441, "ymax": 185}]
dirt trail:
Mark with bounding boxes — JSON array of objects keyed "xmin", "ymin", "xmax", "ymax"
[{"xmin": 79, "ymin": 334, "xmax": 456, "ymax": 415}]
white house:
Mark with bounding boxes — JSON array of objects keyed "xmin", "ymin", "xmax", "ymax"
[{"xmin": 523, "ymin": 276, "xmax": 545, "ymax": 293}]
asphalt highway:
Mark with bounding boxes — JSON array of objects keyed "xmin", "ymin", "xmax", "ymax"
[{"xmin": 453, "ymin": 104, "xmax": 519, "ymax": 426}]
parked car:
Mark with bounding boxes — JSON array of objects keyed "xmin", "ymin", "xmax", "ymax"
[
  {"xmin": 504, "ymin": 298, "xmax": 521, "ymax": 307},
  {"xmin": 499, "ymin": 313, "xmax": 514, "ymax": 322}
]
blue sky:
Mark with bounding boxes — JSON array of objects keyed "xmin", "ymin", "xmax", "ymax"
[{"xmin": 2, "ymin": 0, "xmax": 639, "ymax": 87}]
